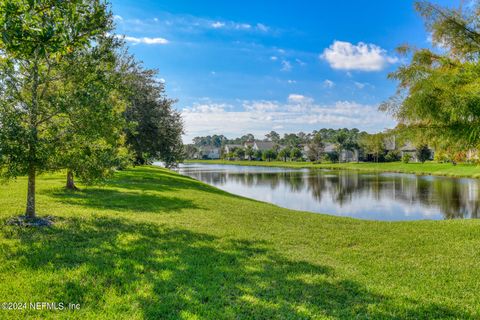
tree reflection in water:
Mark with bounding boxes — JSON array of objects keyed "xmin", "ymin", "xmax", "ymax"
[{"xmin": 178, "ymin": 164, "xmax": 480, "ymax": 220}]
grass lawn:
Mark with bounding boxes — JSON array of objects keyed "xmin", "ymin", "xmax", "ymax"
[
  {"xmin": 187, "ymin": 159, "xmax": 480, "ymax": 178},
  {"xmin": 0, "ymin": 166, "xmax": 479, "ymax": 319}
]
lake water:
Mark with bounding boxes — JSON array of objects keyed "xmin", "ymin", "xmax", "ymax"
[{"xmin": 176, "ymin": 163, "xmax": 480, "ymax": 221}]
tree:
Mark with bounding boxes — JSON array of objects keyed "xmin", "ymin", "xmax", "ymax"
[
  {"xmin": 290, "ymin": 147, "xmax": 303, "ymax": 161},
  {"xmin": 360, "ymin": 133, "xmax": 385, "ymax": 163},
  {"xmin": 254, "ymin": 150, "xmax": 263, "ymax": 160},
  {"xmin": 234, "ymin": 148, "xmax": 245, "ymax": 160},
  {"xmin": 0, "ymin": 0, "xmax": 111, "ymax": 219},
  {"xmin": 306, "ymin": 133, "xmax": 325, "ymax": 162},
  {"xmin": 333, "ymin": 131, "xmax": 349, "ymax": 162},
  {"xmin": 416, "ymin": 144, "xmax": 431, "ymax": 163},
  {"xmin": 381, "ymin": 1, "xmax": 480, "ymax": 154},
  {"xmin": 121, "ymin": 58, "xmax": 184, "ymax": 167},
  {"xmin": 54, "ymin": 35, "xmax": 131, "ymax": 190},
  {"xmin": 184, "ymin": 145, "xmax": 198, "ymax": 159},
  {"xmin": 277, "ymin": 147, "xmax": 291, "ymax": 162},
  {"xmin": 262, "ymin": 149, "xmax": 277, "ymax": 162},
  {"xmin": 245, "ymin": 146, "xmax": 254, "ymax": 160},
  {"xmin": 265, "ymin": 131, "xmax": 280, "ymax": 143}
]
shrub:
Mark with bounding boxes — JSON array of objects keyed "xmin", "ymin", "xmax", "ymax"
[
  {"xmin": 402, "ymin": 154, "xmax": 412, "ymax": 163},
  {"xmin": 385, "ymin": 150, "xmax": 400, "ymax": 162},
  {"xmin": 416, "ymin": 144, "xmax": 431, "ymax": 163}
]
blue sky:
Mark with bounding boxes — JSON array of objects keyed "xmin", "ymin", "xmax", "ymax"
[{"xmin": 111, "ymin": 0, "xmax": 456, "ymax": 143}]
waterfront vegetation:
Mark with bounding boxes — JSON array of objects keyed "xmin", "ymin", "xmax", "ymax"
[
  {"xmin": 186, "ymin": 159, "xmax": 480, "ymax": 178},
  {"xmin": 0, "ymin": 166, "xmax": 480, "ymax": 319}
]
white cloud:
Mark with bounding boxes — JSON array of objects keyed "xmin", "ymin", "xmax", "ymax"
[
  {"xmin": 287, "ymin": 94, "xmax": 315, "ymax": 105},
  {"xmin": 235, "ymin": 23, "xmax": 251, "ymax": 30},
  {"xmin": 270, "ymin": 56, "xmax": 278, "ymax": 61},
  {"xmin": 287, "ymin": 80, "xmax": 297, "ymax": 84},
  {"xmin": 256, "ymin": 23, "xmax": 269, "ymax": 32},
  {"xmin": 321, "ymin": 40, "xmax": 398, "ymax": 71},
  {"xmin": 181, "ymin": 95, "xmax": 395, "ymax": 142},
  {"xmin": 322, "ymin": 79, "xmax": 335, "ymax": 88},
  {"xmin": 243, "ymin": 100, "xmax": 279, "ymax": 112},
  {"xmin": 281, "ymin": 60, "xmax": 292, "ymax": 71},
  {"xmin": 354, "ymin": 81, "xmax": 374, "ymax": 89},
  {"xmin": 183, "ymin": 103, "xmax": 230, "ymax": 114},
  {"xmin": 113, "ymin": 15, "xmax": 123, "ymax": 21},
  {"xmin": 211, "ymin": 21, "xmax": 225, "ymax": 28},
  {"xmin": 121, "ymin": 35, "xmax": 169, "ymax": 45}
]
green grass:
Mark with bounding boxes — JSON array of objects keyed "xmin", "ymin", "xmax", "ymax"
[
  {"xmin": 187, "ymin": 159, "xmax": 480, "ymax": 178},
  {"xmin": 0, "ymin": 166, "xmax": 479, "ymax": 319}
]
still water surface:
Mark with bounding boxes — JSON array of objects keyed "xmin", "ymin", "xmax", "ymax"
[{"xmin": 176, "ymin": 163, "xmax": 480, "ymax": 221}]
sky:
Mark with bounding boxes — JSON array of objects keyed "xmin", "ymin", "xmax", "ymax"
[{"xmin": 111, "ymin": 0, "xmax": 457, "ymax": 143}]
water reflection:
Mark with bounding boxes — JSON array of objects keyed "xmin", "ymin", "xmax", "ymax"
[{"xmin": 176, "ymin": 163, "xmax": 480, "ymax": 221}]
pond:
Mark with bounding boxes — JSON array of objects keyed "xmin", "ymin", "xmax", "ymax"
[{"xmin": 176, "ymin": 163, "xmax": 480, "ymax": 221}]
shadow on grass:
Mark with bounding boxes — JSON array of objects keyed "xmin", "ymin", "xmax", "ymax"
[
  {"xmin": 43, "ymin": 166, "xmax": 259, "ymax": 214},
  {"xmin": 108, "ymin": 167, "xmax": 230, "ymax": 195},
  {"xmin": 2, "ymin": 217, "xmax": 474, "ymax": 319},
  {"xmin": 46, "ymin": 188, "xmax": 200, "ymax": 213}
]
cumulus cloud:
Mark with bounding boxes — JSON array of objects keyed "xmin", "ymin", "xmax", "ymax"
[
  {"xmin": 120, "ymin": 35, "xmax": 169, "ymax": 45},
  {"xmin": 321, "ymin": 41, "xmax": 398, "ymax": 71},
  {"xmin": 182, "ymin": 95, "xmax": 395, "ymax": 142}
]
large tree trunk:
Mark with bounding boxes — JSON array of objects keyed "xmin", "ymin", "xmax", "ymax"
[
  {"xmin": 66, "ymin": 170, "xmax": 78, "ymax": 191},
  {"xmin": 25, "ymin": 165, "xmax": 36, "ymax": 219}
]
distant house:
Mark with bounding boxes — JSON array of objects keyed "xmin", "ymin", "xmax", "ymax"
[
  {"xmin": 385, "ymin": 137, "xmax": 435, "ymax": 162},
  {"xmin": 198, "ymin": 146, "xmax": 221, "ymax": 160},
  {"xmin": 251, "ymin": 140, "xmax": 276, "ymax": 152},
  {"xmin": 223, "ymin": 144, "xmax": 243, "ymax": 154},
  {"xmin": 324, "ymin": 143, "xmax": 359, "ymax": 162}
]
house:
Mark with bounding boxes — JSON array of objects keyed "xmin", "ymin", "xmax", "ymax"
[
  {"xmin": 198, "ymin": 146, "xmax": 220, "ymax": 160},
  {"xmin": 223, "ymin": 144, "xmax": 243, "ymax": 154},
  {"xmin": 324, "ymin": 143, "xmax": 359, "ymax": 162},
  {"xmin": 251, "ymin": 140, "xmax": 276, "ymax": 152},
  {"xmin": 387, "ymin": 138, "xmax": 435, "ymax": 162}
]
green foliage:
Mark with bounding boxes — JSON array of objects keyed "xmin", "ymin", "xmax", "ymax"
[
  {"xmin": 385, "ymin": 150, "xmax": 401, "ymax": 162},
  {"xmin": 245, "ymin": 146, "xmax": 254, "ymax": 160},
  {"xmin": 360, "ymin": 133, "xmax": 385, "ymax": 162},
  {"xmin": 306, "ymin": 132, "xmax": 325, "ymax": 162},
  {"xmin": 262, "ymin": 149, "xmax": 277, "ymax": 162},
  {"xmin": 0, "ymin": 0, "xmax": 113, "ymax": 216},
  {"xmin": 121, "ymin": 58, "xmax": 184, "ymax": 167},
  {"xmin": 416, "ymin": 144, "xmax": 431, "ymax": 163},
  {"xmin": 382, "ymin": 1, "xmax": 480, "ymax": 152},
  {"xmin": 290, "ymin": 147, "xmax": 303, "ymax": 161},
  {"xmin": 277, "ymin": 147, "xmax": 291, "ymax": 162},
  {"xmin": 234, "ymin": 148, "xmax": 245, "ymax": 160},
  {"xmin": 402, "ymin": 154, "xmax": 412, "ymax": 164},
  {"xmin": 52, "ymin": 35, "xmax": 132, "ymax": 186}
]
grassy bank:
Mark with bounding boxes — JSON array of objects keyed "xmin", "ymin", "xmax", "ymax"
[
  {"xmin": 186, "ymin": 159, "xmax": 480, "ymax": 178},
  {"xmin": 0, "ymin": 166, "xmax": 479, "ymax": 319}
]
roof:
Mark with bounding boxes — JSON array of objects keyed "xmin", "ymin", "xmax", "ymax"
[
  {"xmin": 254, "ymin": 140, "xmax": 276, "ymax": 151},
  {"xmin": 400, "ymin": 142, "xmax": 416, "ymax": 151},
  {"xmin": 324, "ymin": 143, "xmax": 336, "ymax": 153}
]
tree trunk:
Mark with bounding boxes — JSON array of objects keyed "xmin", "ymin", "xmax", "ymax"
[
  {"xmin": 66, "ymin": 170, "xmax": 79, "ymax": 191},
  {"xmin": 26, "ymin": 165, "xmax": 36, "ymax": 219}
]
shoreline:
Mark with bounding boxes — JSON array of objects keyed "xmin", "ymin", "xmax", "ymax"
[{"xmin": 184, "ymin": 159, "xmax": 480, "ymax": 179}]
